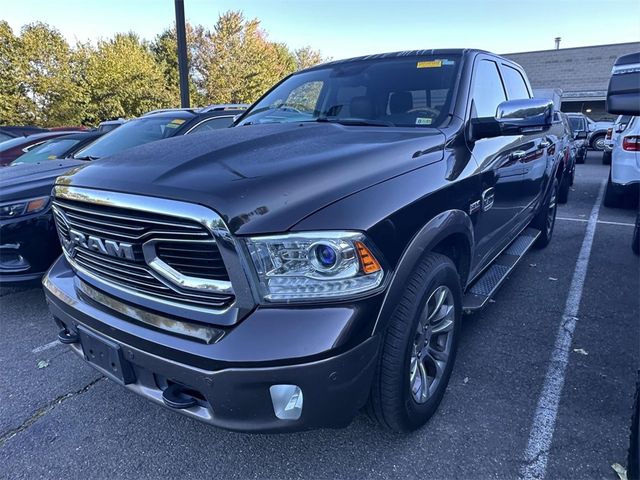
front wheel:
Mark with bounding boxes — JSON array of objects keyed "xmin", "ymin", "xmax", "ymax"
[
  {"xmin": 591, "ymin": 134, "xmax": 606, "ymax": 151},
  {"xmin": 367, "ymin": 253, "xmax": 462, "ymax": 432}
]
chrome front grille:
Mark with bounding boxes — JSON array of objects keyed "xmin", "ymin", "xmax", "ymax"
[{"xmin": 51, "ymin": 194, "xmax": 235, "ymax": 311}]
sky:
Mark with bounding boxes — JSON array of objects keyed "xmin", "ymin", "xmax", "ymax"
[{"xmin": 3, "ymin": 0, "xmax": 640, "ymax": 60}]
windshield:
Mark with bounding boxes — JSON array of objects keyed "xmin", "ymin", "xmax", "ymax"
[
  {"xmin": 74, "ymin": 116, "xmax": 189, "ymax": 159},
  {"xmin": 10, "ymin": 138, "xmax": 83, "ymax": 165},
  {"xmin": 568, "ymin": 116, "xmax": 585, "ymax": 132},
  {"xmin": 237, "ymin": 55, "xmax": 461, "ymax": 128}
]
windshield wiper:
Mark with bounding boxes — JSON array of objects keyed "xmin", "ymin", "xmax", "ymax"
[
  {"xmin": 316, "ymin": 117, "xmax": 391, "ymax": 127},
  {"xmin": 73, "ymin": 155, "xmax": 99, "ymax": 161}
]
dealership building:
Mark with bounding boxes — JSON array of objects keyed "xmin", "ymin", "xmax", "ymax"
[{"xmin": 504, "ymin": 41, "xmax": 640, "ymax": 120}]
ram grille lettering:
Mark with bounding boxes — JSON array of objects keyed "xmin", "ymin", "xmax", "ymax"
[{"xmin": 67, "ymin": 229, "xmax": 135, "ymax": 261}]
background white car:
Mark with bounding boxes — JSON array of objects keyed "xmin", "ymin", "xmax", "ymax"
[
  {"xmin": 605, "ymin": 115, "xmax": 640, "ymax": 207},
  {"xmin": 603, "ymin": 114, "xmax": 633, "ymax": 165}
]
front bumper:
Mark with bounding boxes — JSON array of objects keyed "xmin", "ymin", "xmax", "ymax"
[
  {"xmin": 0, "ymin": 209, "xmax": 60, "ymax": 284},
  {"xmin": 43, "ymin": 257, "xmax": 381, "ymax": 432}
]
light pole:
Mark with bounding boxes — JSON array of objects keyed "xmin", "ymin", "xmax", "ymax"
[{"xmin": 175, "ymin": 0, "xmax": 190, "ymax": 108}]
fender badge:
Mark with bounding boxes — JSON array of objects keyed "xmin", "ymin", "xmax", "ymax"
[{"xmin": 469, "ymin": 200, "xmax": 481, "ymax": 214}]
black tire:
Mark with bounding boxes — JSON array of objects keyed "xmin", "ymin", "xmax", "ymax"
[
  {"xmin": 532, "ymin": 178, "xmax": 558, "ymax": 248},
  {"xmin": 591, "ymin": 133, "xmax": 606, "ymax": 151},
  {"xmin": 602, "ymin": 151, "xmax": 612, "ymax": 165},
  {"xmin": 570, "ymin": 165, "xmax": 575, "ymax": 186},
  {"xmin": 558, "ymin": 172, "xmax": 570, "ymax": 204},
  {"xmin": 633, "ymin": 218, "xmax": 639, "ymax": 255},
  {"xmin": 576, "ymin": 152, "xmax": 585, "ymax": 164},
  {"xmin": 367, "ymin": 252, "xmax": 462, "ymax": 432},
  {"xmin": 628, "ymin": 372, "xmax": 640, "ymax": 480},
  {"xmin": 604, "ymin": 171, "xmax": 624, "ymax": 208}
]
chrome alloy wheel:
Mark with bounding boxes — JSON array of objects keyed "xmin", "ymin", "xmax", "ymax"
[{"xmin": 409, "ymin": 285, "xmax": 455, "ymax": 404}]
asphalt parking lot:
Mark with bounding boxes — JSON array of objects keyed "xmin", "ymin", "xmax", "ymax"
[{"xmin": 0, "ymin": 151, "xmax": 638, "ymax": 479}]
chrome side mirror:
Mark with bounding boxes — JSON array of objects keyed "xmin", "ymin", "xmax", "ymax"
[{"xmin": 472, "ymin": 98, "xmax": 554, "ymax": 140}]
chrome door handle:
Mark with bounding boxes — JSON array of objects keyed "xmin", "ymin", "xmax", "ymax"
[
  {"xmin": 539, "ymin": 141, "xmax": 551, "ymax": 149},
  {"xmin": 510, "ymin": 150, "xmax": 526, "ymax": 160}
]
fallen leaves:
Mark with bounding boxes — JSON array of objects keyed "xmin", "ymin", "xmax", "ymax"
[
  {"xmin": 37, "ymin": 360, "xmax": 50, "ymax": 369},
  {"xmin": 612, "ymin": 462, "xmax": 627, "ymax": 480}
]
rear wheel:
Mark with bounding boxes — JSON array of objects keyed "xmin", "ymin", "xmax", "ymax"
[
  {"xmin": 604, "ymin": 171, "xmax": 624, "ymax": 208},
  {"xmin": 367, "ymin": 253, "xmax": 461, "ymax": 432},
  {"xmin": 633, "ymin": 216, "xmax": 639, "ymax": 255},
  {"xmin": 532, "ymin": 178, "xmax": 558, "ymax": 248},
  {"xmin": 558, "ymin": 171, "xmax": 571, "ymax": 204},
  {"xmin": 602, "ymin": 151, "xmax": 612, "ymax": 165}
]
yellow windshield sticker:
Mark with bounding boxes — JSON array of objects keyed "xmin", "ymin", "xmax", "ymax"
[
  {"xmin": 47, "ymin": 155, "xmax": 57, "ymax": 159},
  {"xmin": 170, "ymin": 118, "xmax": 186, "ymax": 124},
  {"xmin": 417, "ymin": 60, "xmax": 442, "ymax": 68}
]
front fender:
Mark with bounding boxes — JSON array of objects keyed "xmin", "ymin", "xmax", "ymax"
[{"xmin": 370, "ymin": 209, "xmax": 474, "ymax": 335}]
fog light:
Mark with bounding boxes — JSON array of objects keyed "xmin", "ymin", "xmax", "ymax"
[{"xmin": 269, "ymin": 384, "xmax": 303, "ymax": 420}]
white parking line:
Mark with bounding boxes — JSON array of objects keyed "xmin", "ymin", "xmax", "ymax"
[
  {"xmin": 520, "ymin": 179, "xmax": 607, "ymax": 480},
  {"xmin": 557, "ymin": 216, "xmax": 635, "ymax": 227},
  {"xmin": 31, "ymin": 340, "xmax": 61, "ymax": 354}
]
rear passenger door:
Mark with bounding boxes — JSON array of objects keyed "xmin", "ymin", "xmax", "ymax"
[
  {"xmin": 499, "ymin": 62, "xmax": 550, "ymax": 215},
  {"xmin": 467, "ymin": 58, "xmax": 535, "ymax": 271}
]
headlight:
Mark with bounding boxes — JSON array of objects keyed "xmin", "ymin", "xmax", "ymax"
[
  {"xmin": 244, "ymin": 231, "xmax": 384, "ymax": 302},
  {"xmin": 0, "ymin": 196, "xmax": 50, "ymax": 220}
]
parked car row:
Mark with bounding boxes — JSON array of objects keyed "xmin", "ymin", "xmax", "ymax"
[{"xmin": 0, "ymin": 105, "xmax": 247, "ymax": 283}]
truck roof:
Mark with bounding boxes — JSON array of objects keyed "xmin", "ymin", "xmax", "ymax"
[{"xmin": 302, "ymin": 48, "xmax": 493, "ymax": 72}]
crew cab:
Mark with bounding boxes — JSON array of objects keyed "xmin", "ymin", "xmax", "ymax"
[{"xmin": 43, "ymin": 49, "xmax": 561, "ymax": 433}]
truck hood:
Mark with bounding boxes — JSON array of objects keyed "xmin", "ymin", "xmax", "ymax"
[
  {"xmin": 58, "ymin": 123, "xmax": 445, "ymax": 234},
  {"xmin": 0, "ymin": 160, "xmax": 85, "ymax": 202}
]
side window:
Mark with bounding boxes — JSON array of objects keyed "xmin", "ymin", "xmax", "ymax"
[
  {"xmin": 501, "ymin": 65, "xmax": 531, "ymax": 99},
  {"xmin": 471, "ymin": 60, "xmax": 507, "ymax": 118},
  {"xmin": 187, "ymin": 116, "xmax": 234, "ymax": 134}
]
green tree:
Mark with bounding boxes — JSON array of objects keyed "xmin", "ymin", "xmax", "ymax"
[
  {"xmin": 20, "ymin": 22, "xmax": 85, "ymax": 126},
  {"xmin": 201, "ymin": 11, "xmax": 297, "ymax": 104},
  {"xmin": 152, "ymin": 24, "xmax": 207, "ymax": 107},
  {"xmin": 81, "ymin": 33, "xmax": 173, "ymax": 124},
  {"xmin": 293, "ymin": 46, "xmax": 326, "ymax": 70},
  {"xmin": 0, "ymin": 21, "xmax": 32, "ymax": 124}
]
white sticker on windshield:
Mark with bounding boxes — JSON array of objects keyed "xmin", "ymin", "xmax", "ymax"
[{"xmin": 416, "ymin": 117, "xmax": 432, "ymax": 125}]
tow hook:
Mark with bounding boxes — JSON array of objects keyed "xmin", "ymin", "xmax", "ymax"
[
  {"xmin": 162, "ymin": 383, "xmax": 198, "ymax": 409},
  {"xmin": 58, "ymin": 328, "xmax": 79, "ymax": 344}
]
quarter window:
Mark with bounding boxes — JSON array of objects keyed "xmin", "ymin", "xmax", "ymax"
[{"xmin": 471, "ymin": 60, "xmax": 506, "ymax": 118}]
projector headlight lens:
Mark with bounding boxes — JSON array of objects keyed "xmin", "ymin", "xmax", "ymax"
[{"xmin": 244, "ymin": 231, "xmax": 384, "ymax": 302}]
